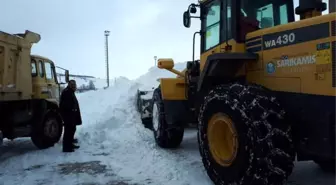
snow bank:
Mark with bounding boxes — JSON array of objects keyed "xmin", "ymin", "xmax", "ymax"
[{"xmin": 73, "ymin": 61, "xmax": 212, "ymax": 185}]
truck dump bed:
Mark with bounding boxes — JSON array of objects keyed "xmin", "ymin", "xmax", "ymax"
[{"xmin": 0, "ymin": 30, "xmax": 40, "ymax": 101}]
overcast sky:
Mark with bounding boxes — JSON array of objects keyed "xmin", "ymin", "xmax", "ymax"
[{"xmin": 1, "ymin": 0, "xmax": 329, "ymax": 80}]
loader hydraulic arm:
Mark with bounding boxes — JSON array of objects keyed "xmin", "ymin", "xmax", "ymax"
[
  {"xmin": 157, "ymin": 58, "xmax": 185, "ymax": 77},
  {"xmin": 166, "ymin": 69, "xmax": 185, "ymax": 77}
]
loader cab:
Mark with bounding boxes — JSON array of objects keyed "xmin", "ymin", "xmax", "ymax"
[
  {"xmin": 31, "ymin": 55, "xmax": 60, "ymax": 101},
  {"xmin": 185, "ymin": 0, "xmax": 329, "ymax": 48},
  {"xmin": 182, "ymin": 0, "xmax": 299, "ymax": 71},
  {"xmin": 184, "ymin": 0, "xmax": 295, "ymax": 52}
]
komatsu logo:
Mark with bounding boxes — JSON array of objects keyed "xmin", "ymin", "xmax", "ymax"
[{"xmin": 276, "ymin": 55, "xmax": 316, "ymax": 68}]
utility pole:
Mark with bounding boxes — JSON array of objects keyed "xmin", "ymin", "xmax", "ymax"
[
  {"xmin": 154, "ymin": 56, "xmax": 157, "ymax": 66},
  {"xmin": 104, "ymin": 30, "xmax": 110, "ymax": 88}
]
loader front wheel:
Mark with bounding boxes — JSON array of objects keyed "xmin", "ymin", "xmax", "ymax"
[
  {"xmin": 198, "ymin": 83, "xmax": 295, "ymax": 185},
  {"xmin": 152, "ymin": 87, "xmax": 184, "ymax": 148}
]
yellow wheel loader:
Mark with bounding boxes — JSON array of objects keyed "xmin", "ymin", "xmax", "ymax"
[
  {"xmin": 142, "ymin": 0, "xmax": 336, "ymax": 184},
  {"xmin": 0, "ymin": 30, "xmax": 70, "ymax": 149}
]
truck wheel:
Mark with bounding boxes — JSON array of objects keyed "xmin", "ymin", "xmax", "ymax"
[
  {"xmin": 31, "ymin": 112, "xmax": 63, "ymax": 149},
  {"xmin": 152, "ymin": 87, "xmax": 184, "ymax": 148},
  {"xmin": 198, "ymin": 83, "xmax": 295, "ymax": 185}
]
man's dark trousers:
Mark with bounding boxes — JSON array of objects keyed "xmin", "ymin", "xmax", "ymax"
[{"xmin": 63, "ymin": 123, "xmax": 76, "ymax": 150}]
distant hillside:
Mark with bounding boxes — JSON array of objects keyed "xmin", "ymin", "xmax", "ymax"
[
  {"xmin": 56, "ymin": 73, "xmax": 95, "ymax": 79},
  {"xmin": 56, "ymin": 73, "xmax": 105, "ymax": 93},
  {"xmin": 55, "ymin": 73, "xmax": 130, "ymax": 93},
  {"xmin": 55, "ymin": 73, "xmax": 132, "ymax": 93}
]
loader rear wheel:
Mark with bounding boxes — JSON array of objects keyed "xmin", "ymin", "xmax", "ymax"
[
  {"xmin": 152, "ymin": 87, "xmax": 184, "ymax": 148},
  {"xmin": 31, "ymin": 112, "xmax": 63, "ymax": 149},
  {"xmin": 198, "ymin": 83, "xmax": 295, "ymax": 185}
]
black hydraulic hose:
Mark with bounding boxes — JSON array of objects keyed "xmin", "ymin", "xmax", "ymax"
[
  {"xmin": 185, "ymin": 70, "xmax": 189, "ymax": 99},
  {"xmin": 192, "ymin": 31, "xmax": 200, "ymax": 62}
]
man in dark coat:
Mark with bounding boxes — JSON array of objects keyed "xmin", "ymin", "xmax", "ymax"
[{"xmin": 60, "ymin": 80, "xmax": 82, "ymax": 152}]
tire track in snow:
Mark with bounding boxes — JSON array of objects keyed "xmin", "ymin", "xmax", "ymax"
[
  {"xmin": 109, "ymin": 85, "xmax": 335, "ymax": 185},
  {"xmin": 76, "ymin": 85, "xmax": 211, "ymax": 185},
  {"xmin": 115, "ymin": 94, "xmax": 213, "ymax": 185}
]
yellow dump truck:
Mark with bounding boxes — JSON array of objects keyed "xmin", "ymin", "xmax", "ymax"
[{"xmin": 0, "ymin": 30, "xmax": 69, "ymax": 149}]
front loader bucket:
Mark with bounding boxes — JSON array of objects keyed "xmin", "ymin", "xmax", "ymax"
[{"xmin": 135, "ymin": 89, "xmax": 154, "ymax": 129}]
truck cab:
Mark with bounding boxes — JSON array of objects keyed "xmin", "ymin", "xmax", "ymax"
[{"xmin": 31, "ymin": 55, "xmax": 61, "ymax": 103}]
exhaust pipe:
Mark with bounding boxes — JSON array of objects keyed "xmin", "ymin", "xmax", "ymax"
[
  {"xmin": 330, "ymin": 0, "xmax": 335, "ymax": 13},
  {"xmin": 295, "ymin": 0, "xmax": 327, "ymax": 19},
  {"xmin": 0, "ymin": 130, "xmax": 3, "ymax": 145}
]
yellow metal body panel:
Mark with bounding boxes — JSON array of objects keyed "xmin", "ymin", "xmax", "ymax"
[
  {"xmin": 160, "ymin": 41, "xmax": 245, "ymax": 100},
  {"xmin": 0, "ymin": 30, "xmax": 60, "ymax": 102},
  {"xmin": 160, "ymin": 78, "xmax": 186, "ymax": 100},
  {"xmin": 246, "ymin": 13, "xmax": 336, "ymax": 96},
  {"xmin": 0, "ymin": 31, "xmax": 36, "ymax": 101},
  {"xmin": 200, "ymin": 40, "xmax": 246, "ymax": 71}
]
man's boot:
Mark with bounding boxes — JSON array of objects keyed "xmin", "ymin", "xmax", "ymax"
[
  {"xmin": 73, "ymin": 138, "xmax": 78, "ymax": 144},
  {"xmin": 63, "ymin": 147, "xmax": 75, "ymax": 152},
  {"xmin": 72, "ymin": 144, "xmax": 80, "ymax": 149}
]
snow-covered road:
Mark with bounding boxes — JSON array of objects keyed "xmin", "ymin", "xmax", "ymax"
[
  {"xmin": 1, "ymin": 129, "xmax": 335, "ymax": 185},
  {"xmin": 1, "ymin": 65, "xmax": 335, "ymax": 185}
]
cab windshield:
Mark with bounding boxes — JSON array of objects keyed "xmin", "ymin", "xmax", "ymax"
[
  {"xmin": 240, "ymin": 0, "xmax": 294, "ymax": 29},
  {"xmin": 201, "ymin": 0, "xmax": 294, "ymax": 51},
  {"xmin": 204, "ymin": 0, "xmax": 221, "ymax": 50},
  {"xmin": 31, "ymin": 59, "xmax": 37, "ymax": 77}
]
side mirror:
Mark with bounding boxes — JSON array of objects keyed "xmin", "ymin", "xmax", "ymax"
[
  {"xmin": 190, "ymin": 4, "xmax": 197, "ymax": 14},
  {"xmin": 65, "ymin": 70, "xmax": 70, "ymax": 83},
  {"xmin": 157, "ymin": 58, "xmax": 174, "ymax": 69},
  {"xmin": 183, "ymin": 11, "xmax": 191, "ymax": 28}
]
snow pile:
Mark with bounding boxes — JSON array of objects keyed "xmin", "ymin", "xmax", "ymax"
[
  {"xmin": 140, "ymin": 91, "xmax": 154, "ymax": 100},
  {"xmin": 75, "ymin": 77, "xmax": 133, "ymax": 128},
  {"xmin": 134, "ymin": 62, "xmax": 186, "ymax": 90},
  {"xmin": 73, "ymin": 61, "xmax": 212, "ymax": 184}
]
